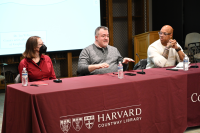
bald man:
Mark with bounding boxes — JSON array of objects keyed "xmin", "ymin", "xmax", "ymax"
[{"xmin": 146, "ymin": 25, "xmax": 185, "ymax": 68}]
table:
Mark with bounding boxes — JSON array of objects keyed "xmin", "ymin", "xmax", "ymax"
[
  {"xmin": 184, "ymin": 64, "xmax": 200, "ymax": 127},
  {"xmin": 2, "ymin": 66, "xmax": 191, "ymax": 133}
]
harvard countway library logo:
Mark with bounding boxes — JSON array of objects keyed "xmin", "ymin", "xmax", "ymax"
[
  {"xmin": 60, "ymin": 119, "xmax": 71, "ymax": 133},
  {"xmin": 84, "ymin": 115, "xmax": 95, "ymax": 129},
  {"xmin": 60, "ymin": 115, "xmax": 95, "ymax": 133},
  {"xmin": 60, "ymin": 105, "xmax": 142, "ymax": 133},
  {"xmin": 72, "ymin": 117, "xmax": 83, "ymax": 131}
]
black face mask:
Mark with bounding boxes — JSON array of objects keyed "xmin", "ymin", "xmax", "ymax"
[{"xmin": 39, "ymin": 44, "xmax": 47, "ymax": 54}]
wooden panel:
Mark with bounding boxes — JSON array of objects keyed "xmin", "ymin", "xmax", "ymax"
[
  {"xmin": 20, "ymin": 56, "xmax": 24, "ymax": 61},
  {"xmin": 146, "ymin": 0, "xmax": 149, "ymax": 31},
  {"xmin": 138, "ymin": 37, "xmax": 148, "ymax": 53},
  {"xmin": 127, "ymin": 0, "xmax": 133, "ymax": 70},
  {"xmin": 0, "ymin": 85, "xmax": 4, "ymax": 90},
  {"xmin": 60, "ymin": 52, "xmax": 72, "ymax": 78},
  {"xmin": 67, "ymin": 52, "xmax": 72, "ymax": 77},
  {"xmin": 134, "ymin": 32, "xmax": 148, "ymax": 61},
  {"xmin": 134, "ymin": 31, "xmax": 159, "ymax": 64},
  {"xmin": 134, "ymin": 33, "xmax": 148, "ymax": 63},
  {"xmin": 134, "ymin": 0, "xmax": 145, "ymax": 35},
  {"xmin": 108, "ymin": 0, "xmax": 113, "ymax": 46},
  {"xmin": 149, "ymin": 31, "xmax": 159, "ymax": 44}
]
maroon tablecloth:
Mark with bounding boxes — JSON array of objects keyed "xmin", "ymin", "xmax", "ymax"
[
  {"xmin": 183, "ymin": 64, "xmax": 200, "ymax": 127},
  {"xmin": 150, "ymin": 63, "xmax": 200, "ymax": 127},
  {"xmin": 1, "ymin": 66, "xmax": 190, "ymax": 133}
]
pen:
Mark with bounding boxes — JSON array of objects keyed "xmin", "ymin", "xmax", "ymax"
[
  {"xmin": 166, "ymin": 69, "xmax": 178, "ymax": 71},
  {"xmin": 30, "ymin": 84, "xmax": 39, "ymax": 87}
]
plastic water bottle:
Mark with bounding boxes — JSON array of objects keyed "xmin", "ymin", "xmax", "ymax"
[
  {"xmin": 22, "ymin": 67, "xmax": 28, "ymax": 86},
  {"xmin": 118, "ymin": 61, "xmax": 124, "ymax": 79},
  {"xmin": 183, "ymin": 55, "xmax": 189, "ymax": 71}
]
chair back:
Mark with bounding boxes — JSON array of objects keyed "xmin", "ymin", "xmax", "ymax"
[
  {"xmin": 185, "ymin": 32, "xmax": 200, "ymax": 49},
  {"xmin": 194, "ymin": 53, "xmax": 200, "ymax": 62}
]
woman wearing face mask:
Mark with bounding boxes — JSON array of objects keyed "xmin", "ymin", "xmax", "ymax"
[{"xmin": 18, "ymin": 36, "xmax": 56, "ymax": 82}]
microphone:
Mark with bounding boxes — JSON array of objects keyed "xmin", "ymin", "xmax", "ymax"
[
  {"xmin": 136, "ymin": 53, "xmax": 145, "ymax": 74},
  {"xmin": 53, "ymin": 58, "xmax": 62, "ymax": 83}
]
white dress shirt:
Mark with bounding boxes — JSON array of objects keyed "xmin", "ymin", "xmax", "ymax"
[{"xmin": 146, "ymin": 39, "xmax": 184, "ymax": 69}]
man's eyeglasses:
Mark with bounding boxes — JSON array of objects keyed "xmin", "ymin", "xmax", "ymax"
[{"xmin": 158, "ymin": 32, "xmax": 171, "ymax": 36}]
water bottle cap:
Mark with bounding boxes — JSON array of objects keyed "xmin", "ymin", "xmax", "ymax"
[{"xmin": 23, "ymin": 67, "xmax": 26, "ymax": 70}]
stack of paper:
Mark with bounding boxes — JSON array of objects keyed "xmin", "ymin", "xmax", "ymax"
[{"xmin": 171, "ymin": 62, "xmax": 190, "ymax": 70}]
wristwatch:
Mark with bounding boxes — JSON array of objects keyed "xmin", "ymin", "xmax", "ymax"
[{"xmin": 175, "ymin": 47, "xmax": 181, "ymax": 52}]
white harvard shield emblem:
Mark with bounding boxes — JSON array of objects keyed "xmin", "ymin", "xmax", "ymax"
[
  {"xmin": 84, "ymin": 115, "xmax": 95, "ymax": 129},
  {"xmin": 72, "ymin": 117, "xmax": 83, "ymax": 131},
  {"xmin": 60, "ymin": 119, "xmax": 71, "ymax": 133}
]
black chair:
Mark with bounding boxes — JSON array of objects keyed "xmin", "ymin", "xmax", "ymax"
[{"xmin": 133, "ymin": 59, "xmax": 147, "ymax": 70}]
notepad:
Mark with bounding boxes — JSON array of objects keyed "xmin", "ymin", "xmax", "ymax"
[
  {"xmin": 171, "ymin": 62, "xmax": 191, "ymax": 70},
  {"xmin": 176, "ymin": 62, "xmax": 190, "ymax": 68}
]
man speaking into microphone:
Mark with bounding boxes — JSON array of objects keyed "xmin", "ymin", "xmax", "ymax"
[
  {"xmin": 77, "ymin": 26, "xmax": 134, "ymax": 76},
  {"xmin": 146, "ymin": 25, "xmax": 186, "ymax": 69}
]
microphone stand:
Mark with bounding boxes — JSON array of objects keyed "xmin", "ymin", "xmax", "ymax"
[
  {"xmin": 53, "ymin": 58, "xmax": 62, "ymax": 83},
  {"xmin": 136, "ymin": 53, "xmax": 145, "ymax": 74},
  {"xmin": 137, "ymin": 68, "xmax": 145, "ymax": 74}
]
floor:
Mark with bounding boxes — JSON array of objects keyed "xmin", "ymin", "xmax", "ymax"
[{"xmin": 0, "ymin": 93, "xmax": 200, "ymax": 133}]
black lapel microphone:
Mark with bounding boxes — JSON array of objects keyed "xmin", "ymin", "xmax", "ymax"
[
  {"xmin": 53, "ymin": 58, "xmax": 62, "ymax": 83},
  {"xmin": 136, "ymin": 53, "xmax": 145, "ymax": 74}
]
